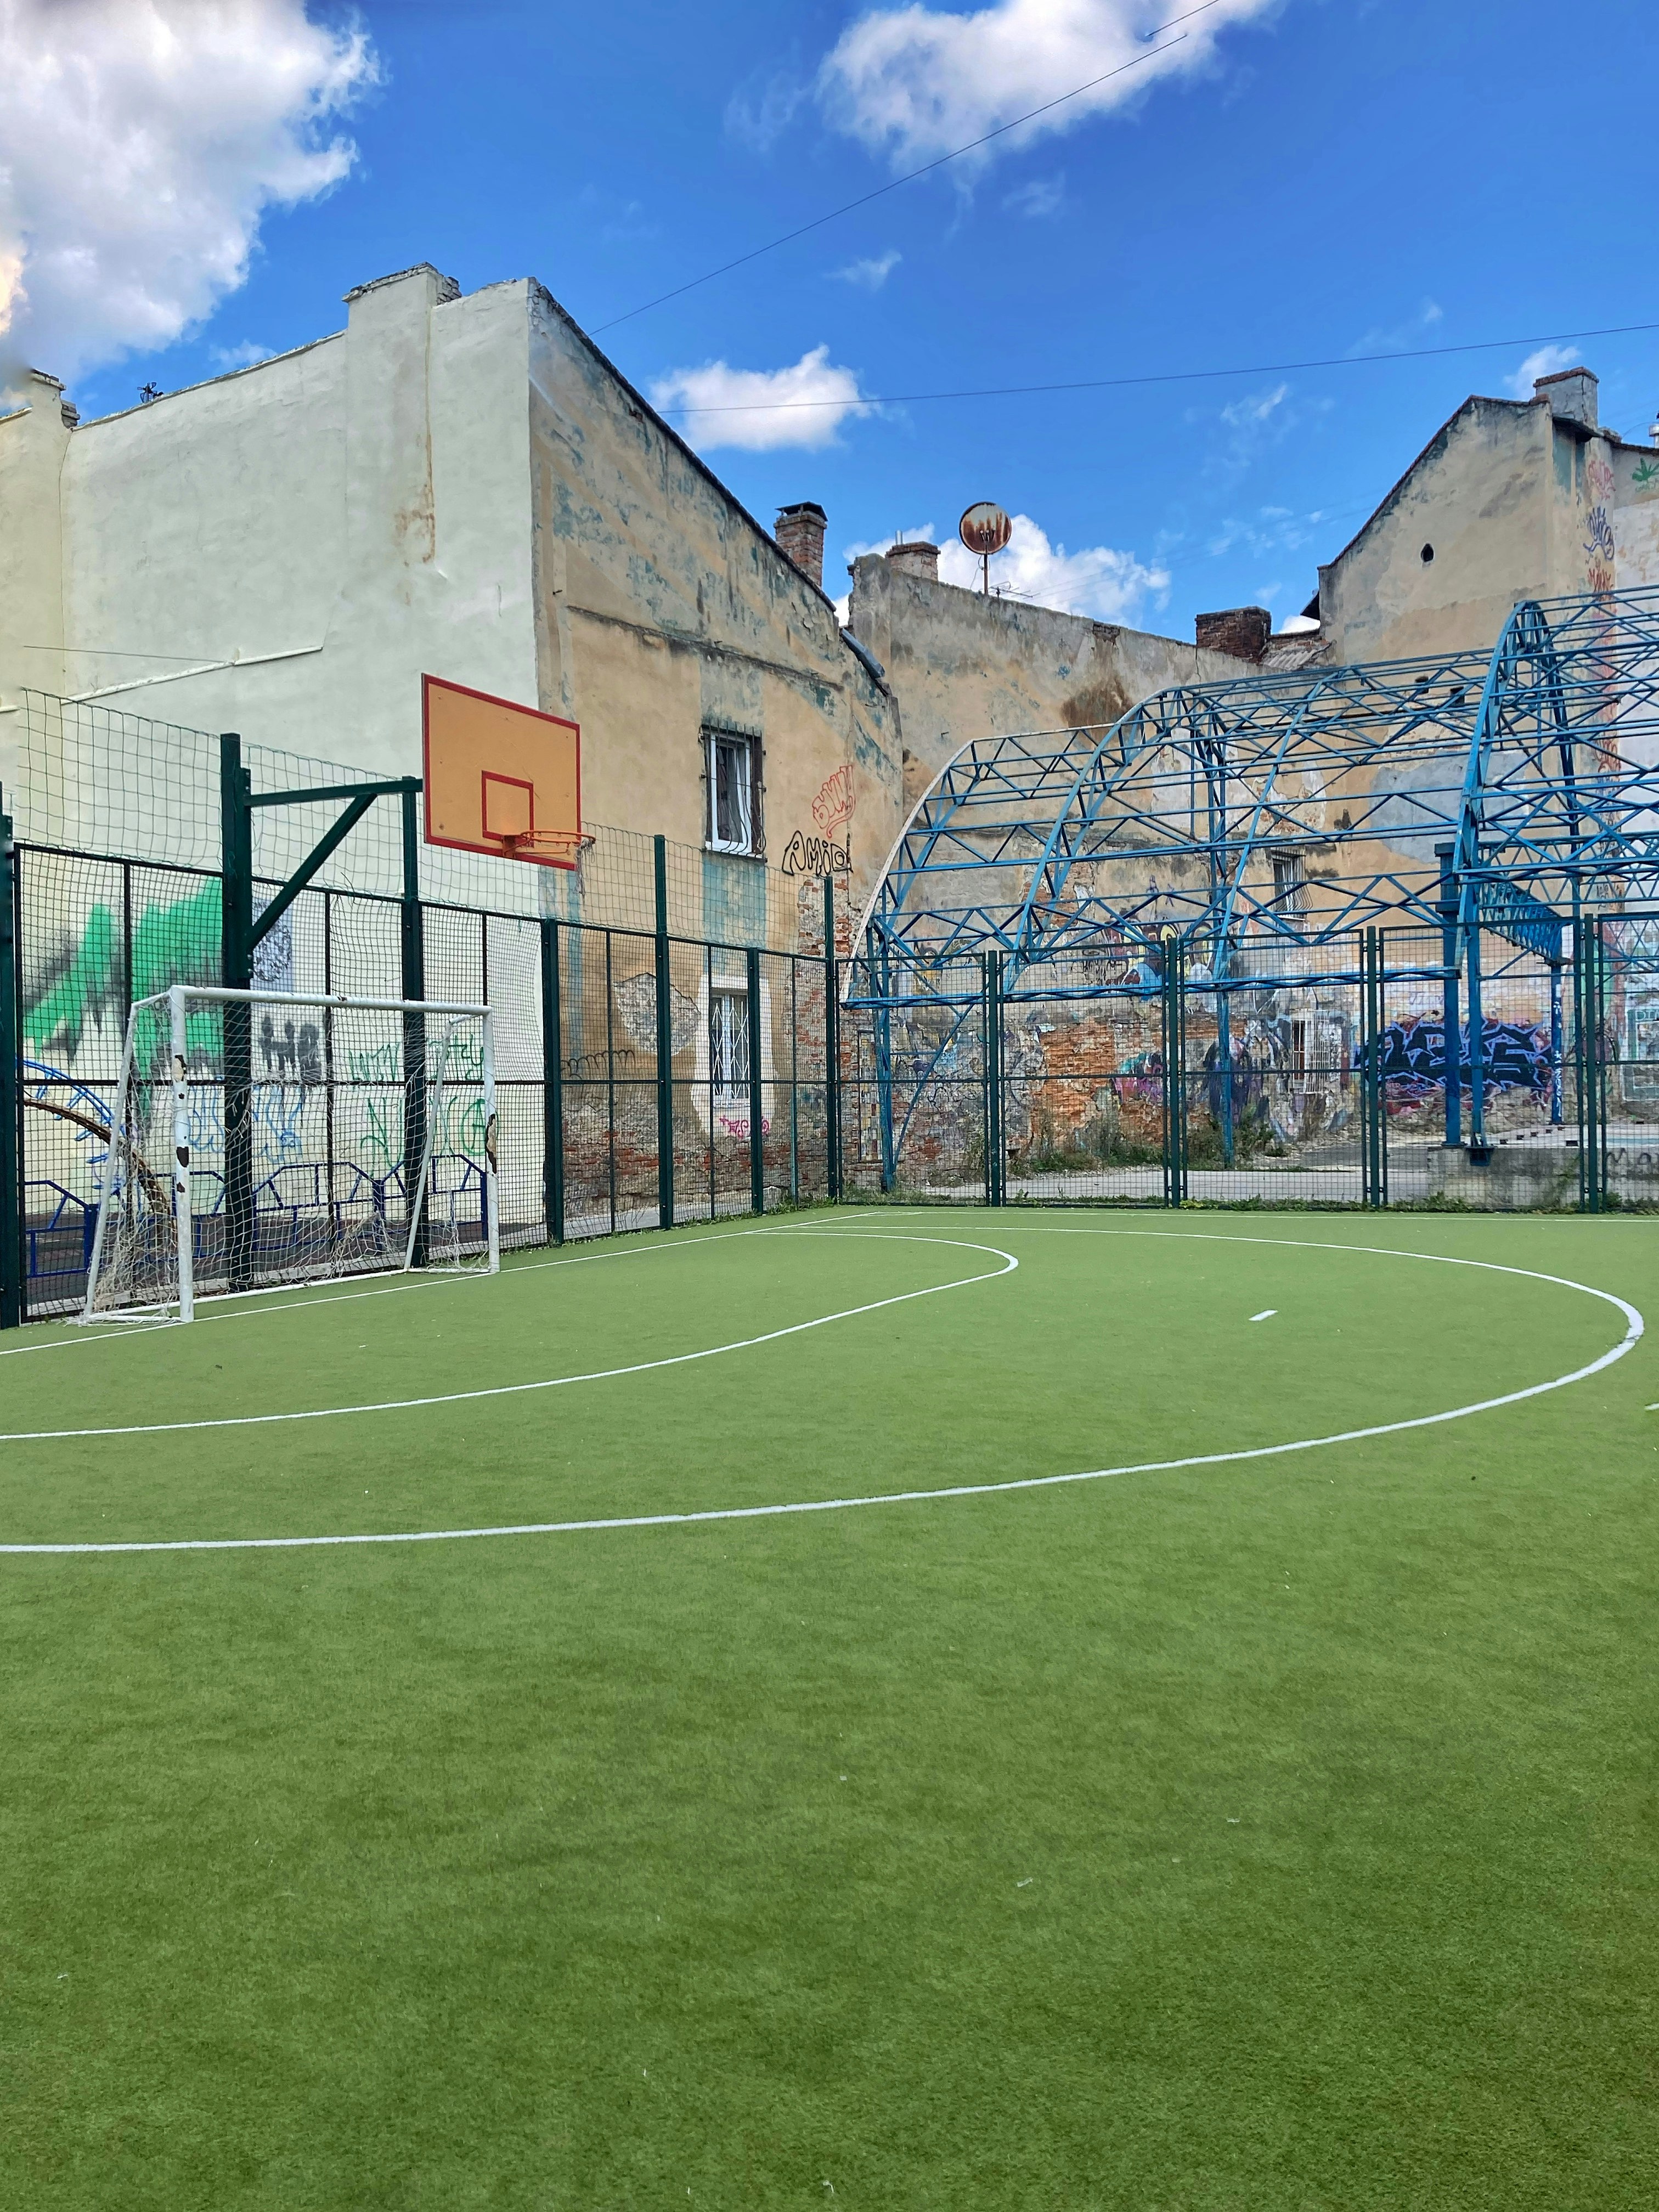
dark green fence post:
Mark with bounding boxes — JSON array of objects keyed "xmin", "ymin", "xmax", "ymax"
[
  {"xmin": 1, "ymin": 792, "xmax": 21, "ymax": 1328},
  {"xmin": 1589, "ymin": 927, "xmax": 1602, "ymax": 1211},
  {"xmin": 219, "ymin": 734, "xmax": 255, "ymax": 1289},
  {"xmin": 1598, "ymin": 926, "xmax": 1611, "ymax": 1205},
  {"xmin": 1436, "ymin": 842, "xmax": 1462, "ymax": 1149},
  {"xmin": 1176, "ymin": 939, "xmax": 1188, "ymax": 1204},
  {"xmin": 747, "ymin": 947, "xmax": 765, "ymax": 1216},
  {"xmin": 981, "ymin": 955, "xmax": 993, "ymax": 1207},
  {"xmin": 1465, "ymin": 918, "xmax": 1488, "ymax": 1154},
  {"xmin": 1575, "ymin": 921, "xmax": 1602, "ymax": 1213},
  {"xmin": 541, "ymin": 916, "xmax": 565, "ymax": 1244},
  {"xmin": 1361, "ymin": 928, "xmax": 1389, "ymax": 1208},
  {"xmin": 988, "ymin": 950, "xmax": 1006, "ymax": 1205},
  {"xmin": 1376, "ymin": 928, "xmax": 1390, "ymax": 1206},
  {"xmin": 400, "ymin": 783, "xmax": 429, "ymax": 1267},
  {"xmin": 654, "ymin": 834, "xmax": 675, "ymax": 1229},
  {"xmin": 823, "ymin": 876, "xmax": 841, "ymax": 1201},
  {"xmin": 1161, "ymin": 935, "xmax": 1186, "ymax": 1207}
]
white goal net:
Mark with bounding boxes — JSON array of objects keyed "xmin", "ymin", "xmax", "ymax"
[{"xmin": 83, "ymin": 985, "xmax": 498, "ymax": 1322}]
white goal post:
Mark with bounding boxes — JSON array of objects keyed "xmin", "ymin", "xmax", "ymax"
[{"xmin": 82, "ymin": 984, "xmax": 498, "ymax": 1324}]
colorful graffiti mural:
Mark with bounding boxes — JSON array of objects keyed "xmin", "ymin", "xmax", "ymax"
[{"xmin": 1356, "ymin": 1015, "xmax": 1553, "ymax": 1103}]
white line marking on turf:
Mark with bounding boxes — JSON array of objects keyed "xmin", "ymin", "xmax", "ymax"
[
  {"xmin": 1250, "ymin": 1310, "xmax": 1277, "ymax": 1321},
  {"xmin": 0, "ymin": 1228, "xmax": 1641, "ymax": 1558},
  {"xmin": 0, "ymin": 1232, "xmax": 1016, "ymax": 1444}
]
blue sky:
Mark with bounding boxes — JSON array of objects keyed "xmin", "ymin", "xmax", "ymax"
[{"xmin": 10, "ymin": 0, "xmax": 1658, "ymax": 639}]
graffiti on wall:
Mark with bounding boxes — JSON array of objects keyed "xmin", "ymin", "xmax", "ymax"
[
  {"xmin": 782, "ymin": 765, "xmax": 854, "ymax": 876},
  {"xmin": 1586, "ymin": 442, "xmax": 1617, "ymax": 599},
  {"xmin": 24, "ymin": 878, "xmax": 294, "ymax": 1065},
  {"xmin": 1356, "ymin": 1015, "xmax": 1553, "ymax": 1101}
]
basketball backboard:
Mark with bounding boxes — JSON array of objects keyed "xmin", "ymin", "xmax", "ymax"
[{"xmin": 422, "ymin": 675, "xmax": 583, "ymax": 868}]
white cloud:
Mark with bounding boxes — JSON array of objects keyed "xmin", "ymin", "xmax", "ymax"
[
  {"xmin": 833, "ymin": 249, "xmax": 902, "ymax": 289},
  {"xmin": 210, "ymin": 338, "xmax": 276, "ymax": 371},
  {"xmin": 725, "ymin": 67, "xmax": 810, "ymax": 153},
  {"xmin": 818, "ymin": 0, "xmax": 1277, "ymax": 171},
  {"xmin": 1204, "ymin": 504, "xmax": 1329, "ymax": 560},
  {"xmin": 1507, "ymin": 343, "xmax": 1579, "ymax": 398},
  {"xmin": 1220, "ymin": 381, "xmax": 1288, "ymax": 428},
  {"xmin": 577, "ymin": 184, "xmax": 659, "ymax": 244},
  {"xmin": 844, "ymin": 524, "xmax": 939, "ymax": 560},
  {"xmin": 845, "ymin": 513, "xmax": 1167, "ymax": 620},
  {"xmin": 1003, "ymin": 174, "xmax": 1065, "ymax": 218},
  {"xmin": 650, "ymin": 345, "xmax": 872, "ymax": 451},
  {"xmin": 1348, "ymin": 297, "xmax": 1443, "ymax": 356},
  {"xmin": 0, "ymin": 0, "xmax": 376, "ymax": 392}
]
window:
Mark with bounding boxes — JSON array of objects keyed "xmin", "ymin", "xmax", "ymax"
[
  {"xmin": 706, "ymin": 729, "xmax": 761, "ymax": 855},
  {"xmin": 709, "ymin": 985, "xmax": 751, "ymax": 1101},
  {"xmin": 1270, "ymin": 850, "xmax": 1305, "ymax": 915}
]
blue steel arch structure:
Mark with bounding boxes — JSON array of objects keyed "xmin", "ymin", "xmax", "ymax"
[
  {"xmin": 856, "ymin": 583, "xmax": 1659, "ymax": 982},
  {"xmin": 849, "ymin": 584, "xmax": 1659, "ymax": 1174}
]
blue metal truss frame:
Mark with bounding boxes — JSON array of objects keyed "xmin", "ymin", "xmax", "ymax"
[{"xmin": 851, "ymin": 584, "xmax": 1659, "ymax": 1011}]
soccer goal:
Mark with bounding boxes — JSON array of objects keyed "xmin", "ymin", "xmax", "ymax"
[{"xmin": 82, "ymin": 984, "xmax": 498, "ymax": 1323}]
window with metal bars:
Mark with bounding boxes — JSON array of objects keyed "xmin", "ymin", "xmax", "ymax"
[
  {"xmin": 704, "ymin": 729, "xmax": 761, "ymax": 856},
  {"xmin": 709, "ymin": 985, "xmax": 751, "ymax": 1102}
]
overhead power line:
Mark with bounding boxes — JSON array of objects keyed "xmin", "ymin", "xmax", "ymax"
[
  {"xmin": 592, "ymin": 0, "xmax": 1227, "ymax": 334},
  {"xmin": 651, "ymin": 320, "xmax": 1659, "ymax": 417}
]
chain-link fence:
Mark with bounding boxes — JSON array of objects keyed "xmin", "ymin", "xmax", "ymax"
[
  {"xmin": 8, "ymin": 837, "xmax": 845, "ymax": 1318},
  {"xmin": 5, "ymin": 685, "xmax": 1655, "ymax": 1327},
  {"xmin": 836, "ymin": 921, "xmax": 1641, "ymax": 1217}
]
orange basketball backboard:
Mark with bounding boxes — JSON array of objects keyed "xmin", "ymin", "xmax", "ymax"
[{"xmin": 422, "ymin": 675, "xmax": 582, "ymax": 869}]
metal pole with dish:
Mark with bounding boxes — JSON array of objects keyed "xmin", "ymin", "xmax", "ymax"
[{"xmin": 958, "ymin": 503, "xmax": 1013, "ymax": 598}]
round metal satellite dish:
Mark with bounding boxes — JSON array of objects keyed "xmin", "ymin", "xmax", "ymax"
[
  {"xmin": 959, "ymin": 502, "xmax": 1013, "ymax": 597},
  {"xmin": 959, "ymin": 502, "xmax": 1013, "ymax": 557}
]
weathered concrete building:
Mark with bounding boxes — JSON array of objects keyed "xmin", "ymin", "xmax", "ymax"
[
  {"xmin": 844, "ymin": 543, "xmax": 1247, "ymax": 806},
  {"xmin": 1312, "ymin": 365, "xmax": 1659, "ymax": 663},
  {"xmin": 0, "ymin": 262, "xmax": 902, "ymax": 905}
]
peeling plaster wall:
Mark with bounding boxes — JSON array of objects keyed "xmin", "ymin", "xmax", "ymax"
[
  {"xmin": 844, "ymin": 558, "xmax": 1245, "ymax": 807},
  {"xmin": 1318, "ymin": 394, "xmax": 1659, "ymax": 664},
  {"xmin": 1317, "ymin": 398, "xmax": 1555, "ymax": 663},
  {"xmin": 1, "ymin": 266, "xmax": 900, "ymax": 903},
  {"xmin": 527, "ymin": 286, "xmax": 900, "ymax": 901},
  {"xmin": 1, "ymin": 268, "xmax": 539, "ymax": 789}
]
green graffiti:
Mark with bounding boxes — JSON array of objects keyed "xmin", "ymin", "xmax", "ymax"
[
  {"xmin": 347, "ymin": 1043, "xmax": 403, "ymax": 1084},
  {"xmin": 362, "ymin": 1097, "xmax": 402, "ymax": 1175},
  {"xmin": 1634, "ymin": 456, "xmax": 1659, "ymax": 489},
  {"xmin": 25, "ymin": 880, "xmax": 221, "ymax": 1060}
]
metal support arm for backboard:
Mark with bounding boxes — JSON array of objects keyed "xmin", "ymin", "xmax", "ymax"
[{"xmin": 219, "ymin": 735, "xmax": 426, "ymax": 1290}]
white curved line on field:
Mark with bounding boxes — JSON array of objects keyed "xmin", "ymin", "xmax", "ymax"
[
  {"xmin": 0, "ymin": 1233, "xmax": 1017, "ymax": 1444},
  {"xmin": 0, "ymin": 1236, "xmax": 1641, "ymax": 1557}
]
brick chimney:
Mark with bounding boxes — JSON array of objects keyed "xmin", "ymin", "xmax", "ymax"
[
  {"xmin": 1534, "ymin": 365, "xmax": 1598, "ymax": 430},
  {"xmin": 1196, "ymin": 606, "xmax": 1272, "ymax": 662},
  {"xmin": 776, "ymin": 501, "xmax": 827, "ymax": 589},
  {"xmin": 888, "ymin": 540, "xmax": 940, "ymax": 582}
]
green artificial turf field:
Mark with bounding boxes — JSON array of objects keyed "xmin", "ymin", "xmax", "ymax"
[{"xmin": 2, "ymin": 1207, "xmax": 1655, "ymax": 2208}]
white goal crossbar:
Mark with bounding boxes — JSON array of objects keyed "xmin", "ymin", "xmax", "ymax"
[{"xmin": 82, "ymin": 984, "xmax": 498, "ymax": 1324}]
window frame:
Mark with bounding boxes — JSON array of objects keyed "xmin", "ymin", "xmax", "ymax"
[
  {"xmin": 703, "ymin": 725, "xmax": 764, "ymax": 859},
  {"xmin": 708, "ymin": 981, "xmax": 752, "ymax": 1103}
]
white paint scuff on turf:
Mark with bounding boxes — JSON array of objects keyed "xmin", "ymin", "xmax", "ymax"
[
  {"xmin": 0, "ymin": 1222, "xmax": 1642, "ymax": 1558},
  {"xmin": 1250, "ymin": 1310, "xmax": 1276, "ymax": 1322}
]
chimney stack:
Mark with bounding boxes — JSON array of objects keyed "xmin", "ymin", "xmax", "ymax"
[
  {"xmin": 888, "ymin": 540, "xmax": 940, "ymax": 583},
  {"xmin": 776, "ymin": 501, "xmax": 827, "ymax": 590},
  {"xmin": 1534, "ymin": 366, "xmax": 1599, "ymax": 431},
  {"xmin": 1196, "ymin": 606, "xmax": 1272, "ymax": 662}
]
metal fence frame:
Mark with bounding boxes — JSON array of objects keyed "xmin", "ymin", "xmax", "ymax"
[{"xmin": 5, "ymin": 834, "xmax": 1654, "ymax": 1325}]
